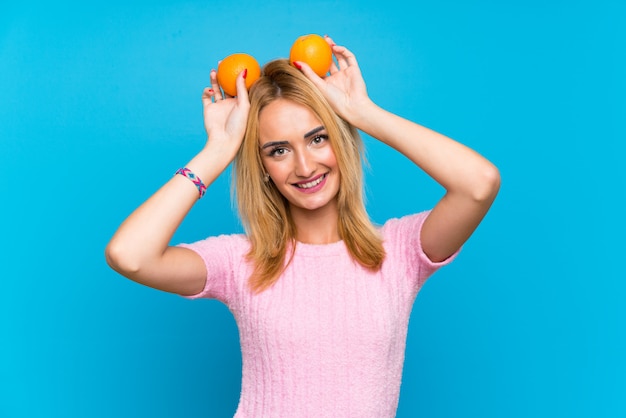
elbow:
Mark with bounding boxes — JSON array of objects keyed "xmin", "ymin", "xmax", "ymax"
[
  {"xmin": 105, "ymin": 239, "xmax": 141, "ymax": 277},
  {"xmin": 472, "ymin": 163, "xmax": 501, "ymax": 203}
]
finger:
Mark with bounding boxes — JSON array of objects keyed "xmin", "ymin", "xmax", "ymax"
[
  {"xmin": 235, "ymin": 68, "xmax": 250, "ymax": 105},
  {"xmin": 323, "ymin": 34, "xmax": 336, "ymax": 49},
  {"xmin": 294, "ymin": 61, "xmax": 325, "ymax": 88},
  {"xmin": 202, "ymin": 87, "xmax": 216, "ymax": 106},
  {"xmin": 334, "ymin": 45, "xmax": 359, "ymax": 71},
  {"xmin": 323, "ymin": 35, "xmax": 346, "ymax": 67},
  {"xmin": 324, "ymin": 35, "xmax": 340, "ymax": 74},
  {"xmin": 333, "ymin": 45, "xmax": 350, "ymax": 69},
  {"xmin": 210, "ymin": 69, "xmax": 223, "ymax": 100}
]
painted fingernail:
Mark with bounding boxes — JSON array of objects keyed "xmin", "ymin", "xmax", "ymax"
[
  {"xmin": 208, "ymin": 88, "xmax": 214, "ymax": 94},
  {"xmin": 293, "ymin": 61, "xmax": 302, "ymax": 70},
  {"xmin": 242, "ymin": 68, "xmax": 248, "ymax": 79}
]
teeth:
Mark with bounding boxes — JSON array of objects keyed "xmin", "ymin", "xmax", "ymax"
[{"xmin": 297, "ymin": 174, "xmax": 325, "ymax": 189}]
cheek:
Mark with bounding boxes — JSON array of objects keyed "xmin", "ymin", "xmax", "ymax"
[
  {"xmin": 263, "ymin": 159, "xmax": 288, "ymax": 179},
  {"xmin": 323, "ymin": 146, "xmax": 339, "ymax": 169}
]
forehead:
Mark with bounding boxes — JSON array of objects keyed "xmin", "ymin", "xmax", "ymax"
[{"xmin": 258, "ymin": 99, "xmax": 323, "ymax": 142}]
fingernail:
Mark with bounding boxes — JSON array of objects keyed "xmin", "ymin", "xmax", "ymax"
[
  {"xmin": 293, "ymin": 61, "xmax": 302, "ymax": 70},
  {"xmin": 208, "ymin": 89, "xmax": 214, "ymax": 94},
  {"xmin": 242, "ymin": 68, "xmax": 248, "ymax": 79}
]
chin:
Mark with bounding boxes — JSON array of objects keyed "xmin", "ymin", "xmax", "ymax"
[{"xmin": 289, "ymin": 194, "xmax": 338, "ymax": 212}]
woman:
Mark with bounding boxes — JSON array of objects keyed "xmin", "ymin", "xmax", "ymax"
[{"xmin": 106, "ymin": 37, "xmax": 500, "ymax": 417}]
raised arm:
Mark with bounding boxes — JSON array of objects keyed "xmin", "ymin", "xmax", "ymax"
[
  {"xmin": 295, "ymin": 37, "xmax": 500, "ymax": 262},
  {"xmin": 105, "ymin": 70, "xmax": 250, "ymax": 295}
]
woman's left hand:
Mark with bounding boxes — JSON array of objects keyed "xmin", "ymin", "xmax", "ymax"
[{"xmin": 294, "ymin": 36, "xmax": 372, "ymax": 125}]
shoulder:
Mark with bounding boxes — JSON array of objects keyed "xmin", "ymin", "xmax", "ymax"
[
  {"xmin": 177, "ymin": 233, "xmax": 250, "ymax": 279},
  {"xmin": 379, "ymin": 211, "xmax": 458, "ymax": 281},
  {"xmin": 178, "ymin": 233, "xmax": 249, "ymax": 255},
  {"xmin": 177, "ymin": 233, "xmax": 250, "ymax": 302},
  {"xmin": 380, "ymin": 211, "xmax": 430, "ymax": 240}
]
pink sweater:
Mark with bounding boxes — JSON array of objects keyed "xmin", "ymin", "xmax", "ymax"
[{"xmin": 181, "ymin": 212, "xmax": 457, "ymax": 417}]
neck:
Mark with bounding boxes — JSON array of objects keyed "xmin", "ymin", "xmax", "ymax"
[{"xmin": 290, "ymin": 201, "xmax": 340, "ymax": 244}]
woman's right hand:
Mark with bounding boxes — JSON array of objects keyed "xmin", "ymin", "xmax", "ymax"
[
  {"xmin": 201, "ymin": 68, "xmax": 251, "ymax": 161},
  {"xmin": 104, "ymin": 68, "xmax": 252, "ymax": 296}
]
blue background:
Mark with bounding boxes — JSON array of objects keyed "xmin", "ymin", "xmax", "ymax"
[{"xmin": 2, "ymin": 0, "xmax": 625, "ymax": 417}]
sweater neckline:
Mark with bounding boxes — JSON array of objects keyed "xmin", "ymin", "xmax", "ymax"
[{"xmin": 292, "ymin": 239, "xmax": 346, "ymax": 257}]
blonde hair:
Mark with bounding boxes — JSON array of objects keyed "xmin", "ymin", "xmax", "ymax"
[{"xmin": 234, "ymin": 59, "xmax": 385, "ymax": 292}]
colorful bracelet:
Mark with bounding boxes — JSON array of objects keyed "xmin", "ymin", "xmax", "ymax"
[{"xmin": 175, "ymin": 167, "xmax": 207, "ymax": 199}]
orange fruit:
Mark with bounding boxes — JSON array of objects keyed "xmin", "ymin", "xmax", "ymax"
[
  {"xmin": 217, "ymin": 53, "xmax": 261, "ymax": 97},
  {"xmin": 289, "ymin": 34, "xmax": 333, "ymax": 77}
]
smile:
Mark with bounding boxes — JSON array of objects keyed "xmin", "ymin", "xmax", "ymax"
[{"xmin": 294, "ymin": 174, "xmax": 327, "ymax": 189}]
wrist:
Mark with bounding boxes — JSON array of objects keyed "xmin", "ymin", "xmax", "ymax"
[
  {"xmin": 175, "ymin": 168, "xmax": 206, "ymax": 199},
  {"xmin": 184, "ymin": 146, "xmax": 232, "ymax": 187},
  {"xmin": 344, "ymin": 98, "xmax": 380, "ymax": 131}
]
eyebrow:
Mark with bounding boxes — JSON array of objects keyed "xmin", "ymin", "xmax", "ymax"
[
  {"xmin": 261, "ymin": 140, "xmax": 289, "ymax": 150},
  {"xmin": 304, "ymin": 126, "xmax": 325, "ymax": 138},
  {"xmin": 260, "ymin": 126, "xmax": 326, "ymax": 150}
]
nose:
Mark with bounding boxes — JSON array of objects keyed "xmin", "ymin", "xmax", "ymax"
[{"xmin": 294, "ymin": 149, "xmax": 315, "ymax": 178}]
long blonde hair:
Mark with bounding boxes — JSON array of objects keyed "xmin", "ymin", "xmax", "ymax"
[{"xmin": 234, "ymin": 59, "xmax": 385, "ymax": 292}]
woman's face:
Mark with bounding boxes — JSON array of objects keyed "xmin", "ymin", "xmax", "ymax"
[{"xmin": 258, "ymin": 99, "xmax": 340, "ymax": 215}]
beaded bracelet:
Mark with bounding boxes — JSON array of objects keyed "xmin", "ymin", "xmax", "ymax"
[{"xmin": 175, "ymin": 168, "xmax": 207, "ymax": 199}]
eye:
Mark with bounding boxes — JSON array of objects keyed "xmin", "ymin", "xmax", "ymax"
[
  {"xmin": 310, "ymin": 134, "xmax": 329, "ymax": 146},
  {"xmin": 268, "ymin": 147, "xmax": 288, "ymax": 157}
]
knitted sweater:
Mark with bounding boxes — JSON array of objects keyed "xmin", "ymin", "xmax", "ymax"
[{"xmin": 180, "ymin": 212, "xmax": 457, "ymax": 417}]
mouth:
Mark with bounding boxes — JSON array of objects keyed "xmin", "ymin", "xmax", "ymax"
[{"xmin": 293, "ymin": 173, "xmax": 327, "ymax": 189}]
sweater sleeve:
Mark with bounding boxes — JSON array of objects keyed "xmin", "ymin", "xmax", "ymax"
[
  {"xmin": 176, "ymin": 234, "xmax": 249, "ymax": 303},
  {"xmin": 381, "ymin": 211, "xmax": 460, "ymax": 289}
]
